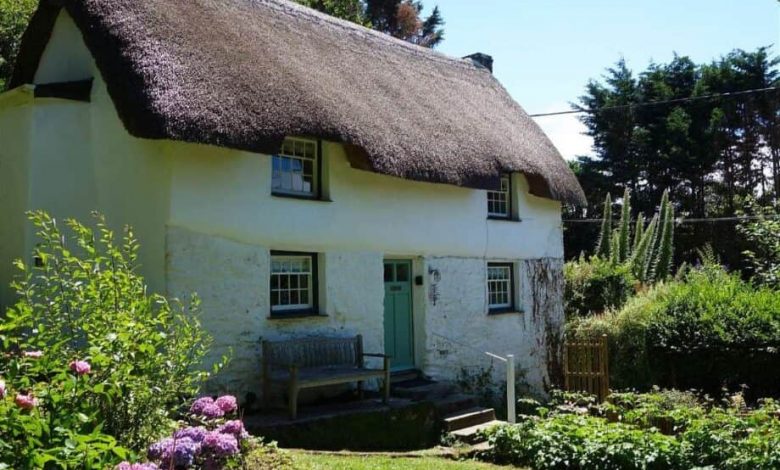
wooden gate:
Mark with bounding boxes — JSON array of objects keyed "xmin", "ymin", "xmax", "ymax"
[{"xmin": 563, "ymin": 334, "xmax": 610, "ymax": 402}]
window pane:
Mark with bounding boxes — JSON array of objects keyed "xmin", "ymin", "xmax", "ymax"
[
  {"xmin": 396, "ymin": 263, "xmax": 409, "ymax": 282},
  {"xmin": 384, "ymin": 264, "xmax": 394, "ymax": 282},
  {"xmin": 272, "ymin": 138, "xmax": 318, "ymax": 196}
]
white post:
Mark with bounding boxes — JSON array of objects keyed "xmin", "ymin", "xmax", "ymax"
[{"xmin": 506, "ymin": 354, "xmax": 516, "ymax": 424}]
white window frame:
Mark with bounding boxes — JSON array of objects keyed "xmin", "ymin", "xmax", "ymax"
[
  {"xmin": 270, "ymin": 253, "xmax": 316, "ymax": 315},
  {"xmin": 487, "ymin": 262, "xmax": 514, "ymax": 312},
  {"xmin": 272, "ymin": 137, "xmax": 319, "ymax": 198},
  {"xmin": 487, "ymin": 174, "xmax": 512, "ymax": 219}
]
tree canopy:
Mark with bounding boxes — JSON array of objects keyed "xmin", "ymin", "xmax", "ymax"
[
  {"xmin": 566, "ymin": 48, "xmax": 780, "ymax": 270},
  {"xmin": 0, "ymin": 0, "xmax": 36, "ymax": 90}
]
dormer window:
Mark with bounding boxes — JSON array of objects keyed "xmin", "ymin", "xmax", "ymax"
[
  {"xmin": 272, "ymin": 137, "xmax": 319, "ymax": 198},
  {"xmin": 487, "ymin": 174, "xmax": 512, "ymax": 219}
]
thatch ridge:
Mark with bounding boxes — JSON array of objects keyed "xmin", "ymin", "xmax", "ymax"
[{"xmin": 11, "ymin": 0, "xmax": 586, "ymax": 205}]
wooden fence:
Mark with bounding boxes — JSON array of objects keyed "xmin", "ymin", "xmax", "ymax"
[{"xmin": 563, "ymin": 334, "xmax": 610, "ymax": 402}]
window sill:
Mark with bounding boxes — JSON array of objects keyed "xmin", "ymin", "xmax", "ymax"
[
  {"xmin": 488, "ymin": 309, "xmax": 524, "ymax": 316},
  {"xmin": 268, "ymin": 310, "xmax": 327, "ymax": 320},
  {"xmin": 487, "ymin": 216, "xmax": 522, "ymax": 222},
  {"xmin": 271, "ymin": 193, "xmax": 332, "ymax": 203}
]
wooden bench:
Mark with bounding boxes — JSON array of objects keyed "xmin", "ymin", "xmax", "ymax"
[{"xmin": 262, "ymin": 335, "xmax": 391, "ymax": 419}]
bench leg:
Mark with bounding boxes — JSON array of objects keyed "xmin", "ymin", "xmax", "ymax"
[
  {"xmin": 288, "ymin": 385, "xmax": 299, "ymax": 420},
  {"xmin": 383, "ymin": 373, "xmax": 390, "ymax": 404},
  {"xmin": 357, "ymin": 380, "xmax": 364, "ymax": 399}
]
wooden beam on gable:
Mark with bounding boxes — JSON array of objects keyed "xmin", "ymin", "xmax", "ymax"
[{"xmin": 34, "ymin": 79, "xmax": 93, "ymax": 102}]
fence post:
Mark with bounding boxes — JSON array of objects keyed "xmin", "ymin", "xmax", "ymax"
[{"xmin": 507, "ymin": 354, "xmax": 516, "ymax": 424}]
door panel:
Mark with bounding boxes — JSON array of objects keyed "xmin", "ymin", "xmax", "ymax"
[{"xmin": 384, "ymin": 260, "xmax": 414, "ymax": 370}]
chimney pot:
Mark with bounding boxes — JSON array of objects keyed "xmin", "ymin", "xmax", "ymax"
[{"xmin": 463, "ymin": 53, "xmax": 493, "ymax": 73}]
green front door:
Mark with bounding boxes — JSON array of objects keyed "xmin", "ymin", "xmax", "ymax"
[{"xmin": 384, "ymin": 260, "xmax": 414, "ymax": 371}]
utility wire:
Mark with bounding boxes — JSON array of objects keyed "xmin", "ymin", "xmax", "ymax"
[
  {"xmin": 530, "ymin": 86, "xmax": 780, "ymax": 118},
  {"xmin": 563, "ymin": 214, "xmax": 780, "ymax": 224}
]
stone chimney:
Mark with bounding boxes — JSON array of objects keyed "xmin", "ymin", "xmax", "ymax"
[{"xmin": 463, "ymin": 53, "xmax": 493, "ymax": 73}]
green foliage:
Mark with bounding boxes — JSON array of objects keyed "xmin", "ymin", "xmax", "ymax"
[
  {"xmin": 0, "ymin": 211, "xmax": 220, "ymax": 464},
  {"xmin": 736, "ymin": 199, "xmax": 780, "ymax": 289},
  {"xmin": 564, "ymin": 256, "xmax": 635, "ymax": 318},
  {"xmin": 295, "ymin": 0, "xmax": 367, "ymax": 25},
  {"xmin": 481, "ymin": 390, "xmax": 780, "ymax": 470},
  {"xmin": 652, "ymin": 190, "xmax": 674, "ymax": 281},
  {"xmin": 570, "ymin": 264, "xmax": 780, "ymax": 394},
  {"xmin": 0, "ymin": 0, "xmax": 36, "ymax": 90},
  {"xmin": 630, "ymin": 214, "xmax": 658, "ymax": 283}
]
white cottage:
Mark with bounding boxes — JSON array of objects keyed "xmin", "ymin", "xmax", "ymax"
[{"xmin": 0, "ymin": 0, "xmax": 585, "ymax": 401}]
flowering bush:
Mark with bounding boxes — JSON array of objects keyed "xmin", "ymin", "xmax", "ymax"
[
  {"xmin": 117, "ymin": 395, "xmax": 257, "ymax": 470},
  {"xmin": 0, "ymin": 212, "xmax": 223, "ymax": 468}
]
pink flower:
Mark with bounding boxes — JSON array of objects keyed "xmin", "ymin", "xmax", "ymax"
[
  {"xmin": 69, "ymin": 360, "xmax": 91, "ymax": 375},
  {"xmin": 190, "ymin": 396, "xmax": 214, "ymax": 415},
  {"xmin": 201, "ymin": 403, "xmax": 225, "ymax": 419},
  {"xmin": 217, "ymin": 419, "xmax": 249, "ymax": 440},
  {"xmin": 15, "ymin": 393, "xmax": 36, "ymax": 410},
  {"xmin": 0, "ymin": 380, "xmax": 5, "ymax": 399},
  {"xmin": 215, "ymin": 395, "xmax": 237, "ymax": 413},
  {"xmin": 23, "ymin": 351, "xmax": 43, "ymax": 359}
]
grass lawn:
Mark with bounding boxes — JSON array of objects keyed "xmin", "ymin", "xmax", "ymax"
[{"xmin": 290, "ymin": 451, "xmax": 511, "ymax": 469}]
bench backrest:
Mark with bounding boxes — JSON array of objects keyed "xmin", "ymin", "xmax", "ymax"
[{"xmin": 262, "ymin": 335, "xmax": 363, "ymax": 369}]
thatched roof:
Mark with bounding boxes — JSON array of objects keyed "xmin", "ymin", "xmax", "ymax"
[{"xmin": 11, "ymin": 0, "xmax": 585, "ymax": 205}]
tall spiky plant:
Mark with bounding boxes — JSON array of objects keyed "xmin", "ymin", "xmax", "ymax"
[
  {"xmin": 652, "ymin": 190, "xmax": 675, "ymax": 281},
  {"xmin": 596, "ymin": 193, "xmax": 613, "ymax": 258},
  {"xmin": 631, "ymin": 214, "xmax": 659, "ymax": 282},
  {"xmin": 632, "ymin": 212, "xmax": 645, "ymax": 253},
  {"xmin": 616, "ymin": 188, "xmax": 631, "ymax": 263}
]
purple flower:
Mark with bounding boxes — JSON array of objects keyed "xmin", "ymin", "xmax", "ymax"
[
  {"xmin": 115, "ymin": 463, "xmax": 160, "ymax": 470},
  {"xmin": 174, "ymin": 426, "xmax": 208, "ymax": 443},
  {"xmin": 147, "ymin": 437, "xmax": 174, "ymax": 460},
  {"xmin": 202, "ymin": 431, "xmax": 239, "ymax": 457},
  {"xmin": 69, "ymin": 360, "xmax": 91, "ymax": 375},
  {"xmin": 190, "ymin": 396, "xmax": 214, "ymax": 415},
  {"xmin": 23, "ymin": 351, "xmax": 43, "ymax": 359},
  {"xmin": 170, "ymin": 437, "xmax": 200, "ymax": 467},
  {"xmin": 217, "ymin": 420, "xmax": 249, "ymax": 440},
  {"xmin": 201, "ymin": 403, "xmax": 225, "ymax": 419},
  {"xmin": 215, "ymin": 395, "xmax": 238, "ymax": 413}
]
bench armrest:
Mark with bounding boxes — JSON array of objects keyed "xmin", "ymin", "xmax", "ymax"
[
  {"xmin": 361, "ymin": 353, "xmax": 391, "ymax": 371},
  {"xmin": 361, "ymin": 353, "xmax": 391, "ymax": 358}
]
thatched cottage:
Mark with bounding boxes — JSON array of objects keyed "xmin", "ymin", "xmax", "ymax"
[{"xmin": 0, "ymin": 0, "xmax": 585, "ymax": 401}]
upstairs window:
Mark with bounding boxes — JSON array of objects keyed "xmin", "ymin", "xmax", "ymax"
[
  {"xmin": 487, "ymin": 174, "xmax": 511, "ymax": 219},
  {"xmin": 270, "ymin": 252, "xmax": 318, "ymax": 316},
  {"xmin": 487, "ymin": 262, "xmax": 514, "ymax": 312},
  {"xmin": 272, "ymin": 138, "xmax": 319, "ymax": 198}
]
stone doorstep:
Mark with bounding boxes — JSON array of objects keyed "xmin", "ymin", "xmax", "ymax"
[
  {"xmin": 449, "ymin": 420, "xmax": 505, "ymax": 445},
  {"xmin": 443, "ymin": 407, "xmax": 497, "ymax": 432}
]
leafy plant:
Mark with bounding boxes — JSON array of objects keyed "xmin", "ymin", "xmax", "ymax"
[
  {"xmin": 736, "ymin": 199, "xmax": 780, "ymax": 289},
  {"xmin": 0, "ymin": 211, "xmax": 222, "ymax": 463},
  {"xmin": 564, "ymin": 256, "xmax": 635, "ymax": 317}
]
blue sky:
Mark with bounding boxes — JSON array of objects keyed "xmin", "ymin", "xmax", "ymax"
[{"xmin": 434, "ymin": 0, "xmax": 780, "ymax": 160}]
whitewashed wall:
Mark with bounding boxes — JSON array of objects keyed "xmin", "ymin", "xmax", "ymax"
[{"xmin": 0, "ymin": 10, "xmax": 569, "ymax": 399}]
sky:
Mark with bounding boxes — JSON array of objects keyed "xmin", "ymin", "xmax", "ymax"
[{"xmin": 435, "ymin": 0, "xmax": 780, "ymax": 160}]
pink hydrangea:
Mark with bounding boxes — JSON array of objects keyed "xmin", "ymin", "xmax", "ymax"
[
  {"xmin": 0, "ymin": 380, "xmax": 5, "ymax": 399},
  {"xmin": 15, "ymin": 393, "xmax": 36, "ymax": 410},
  {"xmin": 201, "ymin": 403, "xmax": 225, "ymax": 419},
  {"xmin": 202, "ymin": 431, "xmax": 239, "ymax": 457},
  {"xmin": 217, "ymin": 420, "xmax": 249, "ymax": 440},
  {"xmin": 69, "ymin": 360, "xmax": 91, "ymax": 376},
  {"xmin": 189, "ymin": 396, "xmax": 214, "ymax": 415},
  {"xmin": 215, "ymin": 395, "xmax": 238, "ymax": 413},
  {"xmin": 23, "ymin": 351, "xmax": 43, "ymax": 359}
]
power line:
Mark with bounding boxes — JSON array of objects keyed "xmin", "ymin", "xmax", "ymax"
[
  {"xmin": 563, "ymin": 214, "xmax": 780, "ymax": 224},
  {"xmin": 530, "ymin": 86, "xmax": 780, "ymax": 118}
]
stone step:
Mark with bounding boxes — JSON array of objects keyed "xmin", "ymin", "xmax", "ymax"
[
  {"xmin": 390, "ymin": 369, "xmax": 422, "ymax": 384},
  {"xmin": 392, "ymin": 382, "xmax": 457, "ymax": 401},
  {"xmin": 443, "ymin": 407, "xmax": 497, "ymax": 432},
  {"xmin": 431, "ymin": 394, "xmax": 478, "ymax": 416},
  {"xmin": 449, "ymin": 420, "xmax": 505, "ymax": 445}
]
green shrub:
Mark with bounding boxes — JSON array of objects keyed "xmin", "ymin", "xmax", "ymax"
[
  {"xmin": 737, "ymin": 199, "xmax": 780, "ymax": 289},
  {"xmin": 0, "ymin": 211, "xmax": 220, "ymax": 467},
  {"xmin": 481, "ymin": 391, "xmax": 780, "ymax": 470},
  {"xmin": 570, "ymin": 264, "xmax": 780, "ymax": 395},
  {"xmin": 564, "ymin": 257, "xmax": 636, "ymax": 317}
]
